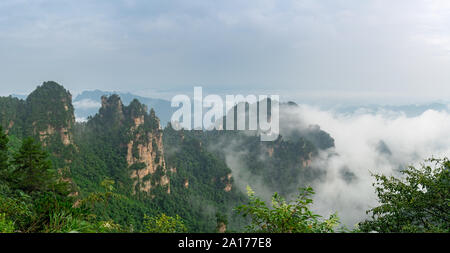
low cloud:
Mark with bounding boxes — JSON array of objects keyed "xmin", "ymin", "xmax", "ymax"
[
  {"xmin": 291, "ymin": 105, "xmax": 450, "ymax": 227},
  {"xmin": 211, "ymin": 103, "xmax": 450, "ymax": 228},
  {"xmin": 73, "ymin": 98, "xmax": 101, "ymax": 110}
]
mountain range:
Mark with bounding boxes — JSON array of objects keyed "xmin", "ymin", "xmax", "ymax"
[{"xmin": 1, "ymin": 81, "xmax": 336, "ymax": 232}]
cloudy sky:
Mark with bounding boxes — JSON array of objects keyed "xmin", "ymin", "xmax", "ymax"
[{"xmin": 1, "ymin": 0, "xmax": 450, "ymax": 104}]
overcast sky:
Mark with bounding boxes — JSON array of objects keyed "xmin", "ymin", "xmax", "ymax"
[{"xmin": 1, "ymin": 0, "xmax": 449, "ymax": 104}]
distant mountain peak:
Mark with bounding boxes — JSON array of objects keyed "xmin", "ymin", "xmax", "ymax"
[{"xmin": 74, "ymin": 90, "xmax": 174, "ymax": 126}]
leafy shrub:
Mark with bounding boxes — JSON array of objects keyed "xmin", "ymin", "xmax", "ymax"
[
  {"xmin": 0, "ymin": 213, "xmax": 15, "ymax": 233},
  {"xmin": 236, "ymin": 186, "xmax": 340, "ymax": 233},
  {"xmin": 143, "ymin": 213, "xmax": 187, "ymax": 233},
  {"xmin": 359, "ymin": 158, "xmax": 450, "ymax": 233}
]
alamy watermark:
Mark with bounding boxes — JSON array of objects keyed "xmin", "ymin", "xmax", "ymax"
[{"xmin": 170, "ymin": 87, "xmax": 279, "ymax": 141}]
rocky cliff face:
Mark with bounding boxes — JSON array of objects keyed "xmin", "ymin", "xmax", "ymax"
[
  {"xmin": 127, "ymin": 121, "xmax": 170, "ymax": 194},
  {"xmin": 221, "ymin": 173, "xmax": 233, "ymax": 192},
  {"xmin": 217, "ymin": 222, "xmax": 227, "ymax": 233},
  {"xmin": 97, "ymin": 95, "xmax": 170, "ymax": 194}
]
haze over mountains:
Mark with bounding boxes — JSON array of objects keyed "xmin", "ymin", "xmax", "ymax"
[
  {"xmin": 13, "ymin": 90, "xmax": 449, "ymax": 126},
  {"xmin": 1, "ymin": 81, "xmax": 339, "ymax": 231},
  {"xmin": 284, "ymin": 104, "xmax": 450, "ymax": 225},
  {"xmin": 5, "ymin": 83, "xmax": 450, "ymax": 227}
]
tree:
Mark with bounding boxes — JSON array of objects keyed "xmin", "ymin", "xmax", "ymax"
[
  {"xmin": 0, "ymin": 126, "xmax": 8, "ymax": 172},
  {"xmin": 10, "ymin": 137, "xmax": 70, "ymax": 195},
  {"xmin": 143, "ymin": 213, "xmax": 187, "ymax": 233},
  {"xmin": 359, "ymin": 158, "xmax": 450, "ymax": 233},
  {"xmin": 236, "ymin": 186, "xmax": 340, "ymax": 233}
]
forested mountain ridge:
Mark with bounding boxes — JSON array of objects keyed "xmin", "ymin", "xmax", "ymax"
[
  {"xmin": 0, "ymin": 82, "xmax": 77, "ymax": 181},
  {"xmin": 0, "ymin": 82, "xmax": 248, "ymax": 231},
  {"xmin": 0, "ymin": 81, "xmax": 336, "ymax": 232},
  {"xmin": 0, "ymin": 81, "xmax": 75, "ymax": 143}
]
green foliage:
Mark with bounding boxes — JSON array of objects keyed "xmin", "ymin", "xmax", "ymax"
[
  {"xmin": 25, "ymin": 81, "xmax": 75, "ymax": 133},
  {"xmin": 0, "ymin": 213, "xmax": 15, "ymax": 233},
  {"xmin": 0, "ymin": 193, "xmax": 33, "ymax": 230},
  {"xmin": 359, "ymin": 158, "xmax": 450, "ymax": 233},
  {"xmin": 0, "ymin": 96, "xmax": 26, "ymax": 138},
  {"xmin": 30, "ymin": 193, "xmax": 88, "ymax": 233},
  {"xmin": 43, "ymin": 209, "xmax": 93, "ymax": 233},
  {"xmin": 81, "ymin": 178, "xmax": 124, "ymax": 209},
  {"xmin": 10, "ymin": 138, "xmax": 71, "ymax": 195},
  {"xmin": 236, "ymin": 186, "xmax": 340, "ymax": 233},
  {"xmin": 0, "ymin": 137, "xmax": 78, "ymax": 232},
  {"xmin": 143, "ymin": 213, "xmax": 187, "ymax": 233},
  {"xmin": 0, "ymin": 126, "xmax": 9, "ymax": 174},
  {"xmin": 42, "ymin": 210, "xmax": 126, "ymax": 233},
  {"xmin": 0, "ymin": 129, "xmax": 126, "ymax": 233}
]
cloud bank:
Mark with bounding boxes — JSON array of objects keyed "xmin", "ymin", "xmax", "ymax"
[
  {"xmin": 292, "ymin": 105, "xmax": 450, "ymax": 227},
  {"xmin": 213, "ymin": 104, "xmax": 450, "ymax": 227},
  {"xmin": 73, "ymin": 98, "xmax": 100, "ymax": 110}
]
